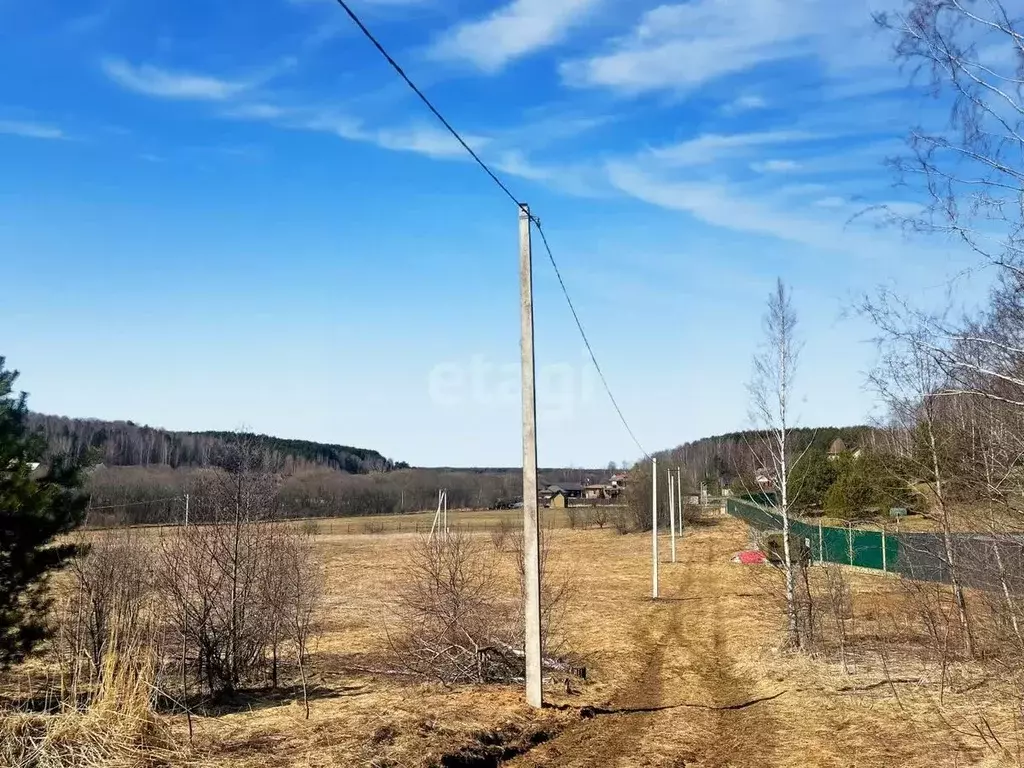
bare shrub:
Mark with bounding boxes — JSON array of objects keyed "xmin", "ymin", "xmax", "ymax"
[
  {"xmin": 681, "ymin": 503, "xmax": 703, "ymax": 526},
  {"xmin": 490, "ymin": 518, "xmax": 513, "ymax": 551},
  {"xmin": 389, "ymin": 530, "xmax": 518, "ymax": 683},
  {"xmin": 819, "ymin": 565, "xmax": 853, "ymax": 672},
  {"xmin": 565, "ymin": 506, "xmax": 580, "ymax": 530},
  {"xmin": 389, "ymin": 528, "xmax": 577, "ymax": 684},
  {"xmin": 57, "ymin": 530, "xmax": 154, "ymax": 689},
  {"xmin": 590, "ymin": 507, "xmax": 610, "ymax": 529},
  {"xmin": 268, "ymin": 532, "xmax": 325, "ymax": 717},
  {"xmin": 612, "ymin": 509, "xmax": 632, "ymax": 535},
  {"xmin": 157, "ymin": 454, "xmax": 325, "ymax": 700},
  {"xmin": 510, "ymin": 528, "xmax": 576, "ymax": 663},
  {"xmin": 363, "ymin": 520, "xmax": 386, "ymax": 535},
  {"xmin": 300, "ymin": 518, "xmax": 321, "ymax": 537}
]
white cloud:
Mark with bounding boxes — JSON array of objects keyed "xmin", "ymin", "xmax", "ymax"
[
  {"xmin": 649, "ymin": 131, "xmax": 816, "ymax": 166},
  {"xmin": 0, "ymin": 120, "xmax": 65, "ymax": 140},
  {"xmin": 561, "ymin": 0, "xmax": 886, "ymax": 95},
  {"xmin": 224, "ymin": 103, "xmax": 288, "ymax": 120},
  {"xmin": 102, "ymin": 58, "xmax": 252, "ymax": 100},
  {"xmin": 431, "ymin": 0, "xmax": 601, "ymax": 72},
  {"xmin": 375, "ymin": 125, "xmax": 489, "ymax": 159},
  {"xmin": 295, "ymin": 111, "xmax": 490, "ymax": 159},
  {"xmin": 723, "ymin": 94, "xmax": 768, "ymax": 113},
  {"xmin": 814, "ymin": 195, "xmax": 847, "ymax": 208},
  {"xmin": 604, "ymin": 159, "xmax": 903, "ymax": 260},
  {"xmin": 751, "ymin": 159, "xmax": 800, "ymax": 173}
]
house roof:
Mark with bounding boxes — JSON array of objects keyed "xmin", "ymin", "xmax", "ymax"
[
  {"xmin": 828, "ymin": 437, "xmax": 847, "ymax": 455},
  {"xmin": 547, "ymin": 482, "xmax": 584, "ymax": 493}
]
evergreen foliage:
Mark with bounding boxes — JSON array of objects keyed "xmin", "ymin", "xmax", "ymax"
[{"xmin": 0, "ymin": 358, "xmax": 89, "ymax": 666}]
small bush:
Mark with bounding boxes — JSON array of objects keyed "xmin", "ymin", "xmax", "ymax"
[
  {"xmin": 612, "ymin": 510, "xmax": 632, "ymax": 535},
  {"xmin": 490, "ymin": 518, "xmax": 513, "ymax": 551},
  {"xmin": 300, "ymin": 518, "xmax": 321, "ymax": 536}
]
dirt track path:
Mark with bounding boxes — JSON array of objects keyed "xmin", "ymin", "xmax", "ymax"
[{"xmin": 508, "ymin": 526, "xmax": 781, "ymax": 768}]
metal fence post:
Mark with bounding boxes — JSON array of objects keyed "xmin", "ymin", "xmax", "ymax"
[
  {"xmin": 881, "ymin": 526, "xmax": 887, "ymax": 573},
  {"xmin": 818, "ymin": 520, "xmax": 824, "ymax": 565},
  {"xmin": 847, "ymin": 523, "xmax": 854, "ymax": 566}
]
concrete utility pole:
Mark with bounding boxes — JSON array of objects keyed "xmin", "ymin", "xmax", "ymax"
[
  {"xmin": 668, "ymin": 468, "xmax": 676, "ymax": 563},
  {"xmin": 652, "ymin": 456, "xmax": 659, "ymax": 599},
  {"xmin": 677, "ymin": 471, "xmax": 684, "ymax": 535},
  {"xmin": 519, "ymin": 204, "xmax": 542, "ymax": 709}
]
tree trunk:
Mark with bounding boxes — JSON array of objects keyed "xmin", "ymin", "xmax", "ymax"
[{"xmin": 928, "ymin": 418, "xmax": 974, "ymax": 658}]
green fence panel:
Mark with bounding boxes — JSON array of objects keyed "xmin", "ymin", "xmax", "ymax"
[
  {"xmin": 726, "ymin": 497, "xmax": 899, "ymax": 573},
  {"xmin": 850, "ymin": 528, "xmax": 882, "ymax": 569}
]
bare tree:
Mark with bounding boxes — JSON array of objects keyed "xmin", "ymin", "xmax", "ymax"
[
  {"xmin": 157, "ymin": 442, "xmax": 324, "ymax": 701},
  {"xmin": 865, "ymin": 313, "xmax": 978, "ymax": 657},
  {"xmin": 749, "ymin": 279, "xmax": 805, "ymax": 649}
]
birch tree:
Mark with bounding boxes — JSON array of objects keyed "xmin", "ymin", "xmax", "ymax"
[{"xmin": 749, "ymin": 279, "xmax": 804, "ymax": 649}]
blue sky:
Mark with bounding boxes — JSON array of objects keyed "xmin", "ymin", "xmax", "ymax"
[{"xmin": 0, "ymin": 0, "xmax": 985, "ymax": 467}]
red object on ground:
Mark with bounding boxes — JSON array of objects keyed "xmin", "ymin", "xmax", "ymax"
[{"xmin": 732, "ymin": 550, "xmax": 767, "ymax": 565}]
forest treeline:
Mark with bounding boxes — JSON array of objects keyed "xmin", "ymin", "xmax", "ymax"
[
  {"xmin": 656, "ymin": 426, "xmax": 883, "ymax": 490},
  {"xmin": 28, "ymin": 413, "xmax": 403, "ymax": 474}
]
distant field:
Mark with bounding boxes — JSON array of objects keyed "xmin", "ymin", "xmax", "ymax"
[
  {"xmin": 298, "ymin": 506, "xmax": 574, "ymax": 535},
  {"xmin": 89, "ymin": 505, "xmax": 627, "ymax": 538}
]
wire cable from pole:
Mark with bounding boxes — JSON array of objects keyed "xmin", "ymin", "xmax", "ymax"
[
  {"xmin": 331, "ymin": 0, "xmax": 522, "ymax": 210},
  {"xmin": 532, "ymin": 220, "xmax": 650, "ymax": 460},
  {"xmin": 330, "ymin": 0, "xmax": 649, "ymax": 460}
]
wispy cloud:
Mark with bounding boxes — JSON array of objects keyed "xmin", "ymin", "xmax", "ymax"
[
  {"xmin": 561, "ymin": 0, "xmax": 888, "ymax": 95},
  {"xmin": 0, "ymin": 120, "xmax": 66, "ymax": 140},
  {"xmin": 223, "ymin": 103, "xmax": 288, "ymax": 120},
  {"xmin": 292, "ymin": 110, "xmax": 490, "ymax": 159},
  {"xmin": 723, "ymin": 94, "xmax": 768, "ymax": 114},
  {"xmin": 814, "ymin": 195, "xmax": 847, "ymax": 208},
  {"xmin": 102, "ymin": 58, "xmax": 253, "ymax": 100},
  {"xmin": 606, "ymin": 160, "xmax": 868, "ymax": 255},
  {"xmin": 649, "ymin": 131, "xmax": 817, "ymax": 167},
  {"xmin": 431, "ymin": 0, "xmax": 601, "ymax": 72},
  {"xmin": 374, "ymin": 124, "xmax": 489, "ymax": 158},
  {"xmin": 751, "ymin": 159, "xmax": 800, "ymax": 173}
]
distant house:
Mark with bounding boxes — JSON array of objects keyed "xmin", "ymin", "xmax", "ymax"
[
  {"xmin": 828, "ymin": 438, "xmax": 863, "ymax": 461},
  {"xmin": 827, "ymin": 438, "xmax": 847, "ymax": 461},
  {"xmin": 609, "ymin": 473, "xmax": 629, "ymax": 491},
  {"xmin": 755, "ymin": 468, "xmax": 772, "ymax": 488},
  {"xmin": 584, "ymin": 484, "xmax": 607, "ymax": 500},
  {"xmin": 549, "ymin": 491, "xmax": 567, "ymax": 509},
  {"xmin": 546, "ymin": 483, "xmax": 584, "ymax": 500}
]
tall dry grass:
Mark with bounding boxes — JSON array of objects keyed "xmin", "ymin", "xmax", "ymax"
[{"xmin": 2, "ymin": 633, "xmax": 178, "ymax": 768}]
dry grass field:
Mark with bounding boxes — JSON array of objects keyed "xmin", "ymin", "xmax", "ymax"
[{"xmin": 4, "ymin": 510, "xmax": 1022, "ymax": 767}]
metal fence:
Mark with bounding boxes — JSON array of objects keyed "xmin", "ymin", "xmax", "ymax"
[
  {"xmin": 727, "ymin": 497, "xmax": 896, "ymax": 571},
  {"xmin": 726, "ymin": 496, "xmax": 1024, "ymax": 589}
]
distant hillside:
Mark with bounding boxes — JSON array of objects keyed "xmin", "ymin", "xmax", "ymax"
[
  {"xmin": 657, "ymin": 426, "xmax": 883, "ymax": 488},
  {"xmin": 28, "ymin": 413, "xmax": 404, "ymax": 474}
]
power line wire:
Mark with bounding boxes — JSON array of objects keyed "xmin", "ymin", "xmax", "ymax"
[
  {"xmin": 331, "ymin": 0, "xmax": 649, "ymax": 459},
  {"xmin": 87, "ymin": 495, "xmax": 183, "ymax": 511},
  {"xmin": 332, "ymin": 0, "xmax": 522, "ymax": 209},
  {"xmin": 532, "ymin": 222, "xmax": 649, "ymax": 458}
]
